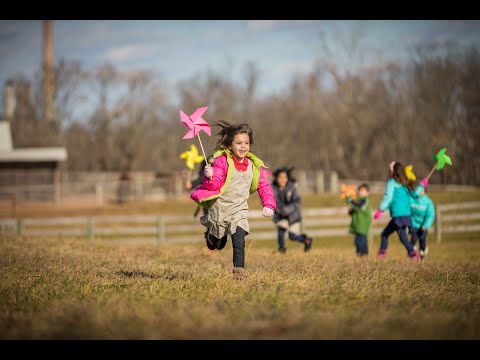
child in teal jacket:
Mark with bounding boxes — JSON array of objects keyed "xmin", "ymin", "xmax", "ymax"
[
  {"xmin": 409, "ymin": 185, "xmax": 435, "ymax": 261},
  {"xmin": 346, "ymin": 183, "xmax": 372, "ymax": 256},
  {"xmin": 373, "ymin": 161, "xmax": 426, "ymax": 260}
]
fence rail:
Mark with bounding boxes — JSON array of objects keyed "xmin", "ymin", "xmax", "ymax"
[
  {"xmin": 2, "ymin": 169, "xmax": 479, "ymax": 207},
  {"xmin": 1, "ymin": 202, "xmax": 479, "ymax": 244}
]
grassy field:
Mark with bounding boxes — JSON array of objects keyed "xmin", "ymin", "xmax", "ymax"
[
  {"xmin": 1, "ymin": 233, "xmax": 479, "ymax": 339},
  {"xmin": 1, "ymin": 191, "xmax": 480, "ymax": 339}
]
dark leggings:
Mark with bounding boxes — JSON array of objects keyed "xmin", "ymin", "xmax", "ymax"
[
  {"xmin": 277, "ymin": 227, "xmax": 307, "ymax": 249},
  {"xmin": 209, "ymin": 227, "xmax": 248, "ymax": 268},
  {"xmin": 354, "ymin": 234, "xmax": 368, "ymax": 256},
  {"xmin": 410, "ymin": 227, "xmax": 428, "ymax": 251},
  {"xmin": 380, "ymin": 218, "xmax": 415, "ymax": 254}
]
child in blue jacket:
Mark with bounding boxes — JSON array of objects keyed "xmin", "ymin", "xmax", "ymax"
[
  {"xmin": 409, "ymin": 184, "xmax": 435, "ymax": 261},
  {"xmin": 373, "ymin": 161, "xmax": 426, "ymax": 260}
]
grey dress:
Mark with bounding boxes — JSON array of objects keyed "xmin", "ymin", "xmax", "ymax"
[{"xmin": 204, "ymin": 161, "xmax": 253, "ymax": 238}]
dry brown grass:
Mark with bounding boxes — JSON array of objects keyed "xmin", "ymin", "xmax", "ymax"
[{"xmin": 1, "ymin": 232, "xmax": 479, "ymax": 340}]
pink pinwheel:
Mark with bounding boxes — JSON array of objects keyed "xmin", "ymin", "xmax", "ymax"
[
  {"xmin": 179, "ymin": 106, "xmax": 211, "ymax": 165},
  {"xmin": 180, "ymin": 107, "xmax": 211, "ymax": 139}
]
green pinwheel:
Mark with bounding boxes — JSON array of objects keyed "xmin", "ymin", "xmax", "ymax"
[{"xmin": 426, "ymin": 147, "xmax": 453, "ymax": 180}]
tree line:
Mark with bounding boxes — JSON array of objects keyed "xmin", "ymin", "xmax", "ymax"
[{"xmin": 6, "ymin": 40, "xmax": 480, "ymax": 185}]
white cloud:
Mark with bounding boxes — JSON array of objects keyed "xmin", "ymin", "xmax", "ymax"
[
  {"xmin": 103, "ymin": 44, "xmax": 158, "ymax": 62},
  {"xmin": 246, "ymin": 20, "xmax": 280, "ymax": 32},
  {"xmin": 424, "ymin": 20, "xmax": 480, "ymax": 43},
  {"xmin": 270, "ymin": 59, "xmax": 313, "ymax": 79},
  {"xmin": 55, "ymin": 21, "xmax": 172, "ymax": 50},
  {"xmin": 246, "ymin": 20, "xmax": 316, "ymax": 32}
]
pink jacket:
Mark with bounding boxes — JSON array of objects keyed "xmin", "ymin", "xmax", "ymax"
[{"xmin": 191, "ymin": 151, "xmax": 276, "ymax": 210}]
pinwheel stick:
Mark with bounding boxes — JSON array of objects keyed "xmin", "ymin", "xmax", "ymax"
[
  {"xmin": 426, "ymin": 162, "xmax": 438, "ymax": 180},
  {"xmin": 197, "ymin": 134, "xmax": 208, "ymax": 166}
]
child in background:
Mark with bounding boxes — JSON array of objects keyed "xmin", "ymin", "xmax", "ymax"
[
  {"xmin": 345, "ymin": 183, "xmax": 372, "ymax": 257},
  {"xmin": 185, "ymin": 155, "xmax": 215, "ymax": 191},
  {"xmin": 271, "ymin": 167, "xmax": 313, "ymax": 253},
  {"xmin": 409, "ymin": 183, "xmax": 435, "ymax": 261},
  {"xmin": 184, "ymin": 155, "xmax": 215, "ymax": 218},
  {"xmin": 373, "ymin": 161, "xmax": 426, "ymax": 260},
  {"xmin": 191, "ymin": 121, "xmax": 276, "ymax": 279}
]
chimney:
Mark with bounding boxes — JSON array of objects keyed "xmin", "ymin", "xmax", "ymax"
[
  {"xmin": 3, "ymin": 79, "xmax": 16, "ymax": 120},
  {"xmin": 42, "ymin": 20, "xmax": 55, "ymax": 123}
]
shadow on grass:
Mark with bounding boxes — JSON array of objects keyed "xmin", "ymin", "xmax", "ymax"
[
  {"xmin": 116, "ymin": 269, "xmax": 192, "ymax": 281},
  {"xmin": 116, "ymin": 270, "xmax": 163, "ymax": 279}
]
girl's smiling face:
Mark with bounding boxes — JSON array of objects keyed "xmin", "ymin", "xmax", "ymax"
[{"xmin": 230, "ymin": 133, "xmax": 250, "ymax": 161}]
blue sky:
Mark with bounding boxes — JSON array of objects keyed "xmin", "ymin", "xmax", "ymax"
[{"xmin": 1, "ymin": 20, "xmax": 480, "ymax": 112}]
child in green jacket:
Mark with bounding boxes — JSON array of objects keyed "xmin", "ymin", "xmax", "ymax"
[
  {"xmin": 409, "ymin": 184, "xmax": 435, "ymax": 261},
  {"xmin": 346, "ymin": 183, "xmax": 372, "ymax": 256}
]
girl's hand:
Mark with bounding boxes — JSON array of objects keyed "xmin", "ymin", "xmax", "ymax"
[
  {"xmin": 204, "ymin": 164, "xmax": 213, "ymax": 179},
  {"xmin": 262, "ymin": 207, "xmax": 274, "ymax": 218},
  {"xmin": 373, "ymin": 209, "xmax": 383, "ymax": 220}
]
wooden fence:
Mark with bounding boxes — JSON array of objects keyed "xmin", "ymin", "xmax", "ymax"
[
  {"xmin": 1, "ymin": 202, "xmax": 479, "ymax": 244},
  {"xmin": 2, "ymin": 170, "xmax": 478, "ymax": 207}
]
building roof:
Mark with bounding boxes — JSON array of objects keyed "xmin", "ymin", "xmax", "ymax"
[
  {"xmin": 0, "ymin": 147, "xmax": 67, "ymax": 162},
  {"xmin": 0, "ymin": 120, "xmax": 68, "ymax": 163}
]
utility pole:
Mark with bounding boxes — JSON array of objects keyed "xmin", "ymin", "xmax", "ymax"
[{"xmin": 42, "ymin": 20, "xmax": 55, "ymax": 124}]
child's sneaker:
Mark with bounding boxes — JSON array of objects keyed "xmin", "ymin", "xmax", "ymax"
[
  {"xmin": 377, "ymin": 249, "xmax": 387, "ymax": 259},
  {"xmin": 304, "ymin": 237, "xmax": 313, "ymax": 252},
  {"xmin": 408, "ymin": 250, "xmax": 421, "ymax": 261},
  {"xmin": 218, "ymin": 237, "xmax": 227, "ymax": 250},
  {"xmin": 420, "ymin": 247, "xmax": 428, "ymax": 261},
  {"xmin": 279, "ymin": 247, "xmax": 287, "ymax": 254},
  {"xmin": 204, "ymin": 230, "xmax": 215, "ymax": 250},
  {"xmin": 232, "ymin": 267, "xmax": 246, "ymax": 280}
]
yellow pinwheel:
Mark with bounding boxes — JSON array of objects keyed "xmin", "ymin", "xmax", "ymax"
[
  {"xmin": 405, "ymin": 165, "xmax": 416, "ymax": 181},
  {"xmin": 180, "ymin": 144, "xmax": 204, "ymax": 170}
]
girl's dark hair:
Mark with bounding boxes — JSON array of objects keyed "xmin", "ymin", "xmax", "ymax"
[
  {"xmin": 392, "ymin": 162, "xmax": 415, "ymax": 190},
  {"xmin": 212, "ymin": 120, "xmax": 254, "ymax": 150},
  {"xmin": 272, "ymin": 166, "xmax": 296, "ymax": 186}
]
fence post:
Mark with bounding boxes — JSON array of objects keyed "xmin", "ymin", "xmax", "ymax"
[
  {"xmin": 175, "ymin": 173, "xmax": 183, "ymax": 199},
  {"xmin": 156, "ymin": 216, "xmax": 165, "ymax": 244},
  {"xmin": 329, "ymin": 171, "xmax": 339, "ymax": 194},
  {"xmin": 87, "ymin": 217, "xmax": 95, "ymax": 241},
  {"xmin": 135, "ymin": 174, "xmax": 144, "ymax": 202},
  {"xmin": 435, "ymin": 207, "xmax": 442, "ymax": 243},
  {"xmin": 316, "ymin": 170, "xmax": 324, "ymax": 194},
  {"xmin": 297, "ymin": 170, "xmax": 308, "ymax": 194},
  {"xmin": 53, "ymin": 167, "xmax": 60, "ymax": 207},
  {"xmin": 95, "ymin": 183, "xmax": 104, "ymax": 207},
  {"xmin": 16, "ymin": 218, "xmax": 24, "ymax": 235}
]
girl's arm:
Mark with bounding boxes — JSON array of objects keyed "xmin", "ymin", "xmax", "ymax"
[
  {"xmin": 378, "ymin": 179, "xmax": 395, "ymax": 212},
  {"xmin": 347, "ymin": 197, "xmax": 368, "ymax": 210},
  {"xmin": 203, "ymin": 156, "xmax": 227, "ymax": 191},
  {"xmin": 410, "ymin": 183, "xmax": 424, "ymax": 199},
  {"xmin": 423, "ymin": 200, "xmax": 435, "ymax": 230},
  {"xmin": 257, "ymin": 167, "xmax": 276, "ymax": 210}
]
